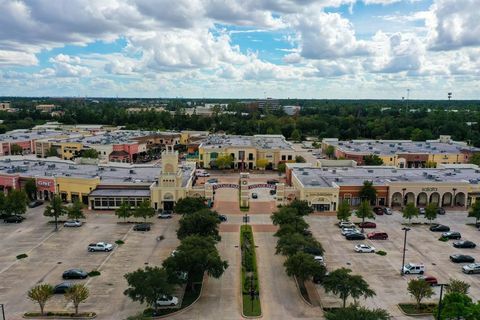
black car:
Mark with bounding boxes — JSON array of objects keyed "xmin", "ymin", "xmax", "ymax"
[
  {"xmin": 345, "ymin": 232, "xmax": 366, "ymax": 240},
  {"xmin": 219, "ymin": 215, "xmax": 227, "ymax": 222},
  {"xmin": 437, "ymin": 207, "xmax": 446, "ymax": 215},
  {"xmin": 304, "ymin": 246, "xmax": 323, "ymax": 256},
  {"xmin": 267, "ymin": 179, "xmax": 279, "ymax": 185},
  {"xmin": 3, "ymin": 215, "xmax": 25, "ymax": 223},
  {"xmin": 430, "ymin": 224, "xmax": 450, "ymax": 232},
  {"xmin": 442, "ymin": 231, "xmax": 461, "ymax": 240},
  {"xmin": 450, "ymin": 254, "xmax": 475, "ymax": 263},
  {"xmin": 133, "ymin": 223, "xmax": 151, "ymax": 231},
  {"xmin": 453, "ymin": 240, "xmax": 476, "ymax": 248},
  {"xmin": 53, "ymin": 282, "xmax": 74, "ymax": 294},
  {"xmin": 28, "ymin": 200, "xmax": 44, "ymax": 208},
  {"xmin": 62, "ymin": 269, "xmax": 88, "ymax": 279}
]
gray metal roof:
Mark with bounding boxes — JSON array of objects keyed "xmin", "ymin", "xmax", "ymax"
[{"xmin": 89, "ymin": 189, "xmax": 150, "ymax": 197}]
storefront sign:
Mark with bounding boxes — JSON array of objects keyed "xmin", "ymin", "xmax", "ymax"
[
  {"xmin": 422, "ymin": 187, "xmax": 438, "ymax": 192},
  {"xmin": 36, "ymin": 178, "xmax": 56, "ymax": 192},
  {"xmin": 248, "ymin": 184, "xmax": 275, "ymax": 190},
  {"xmin": 213, "ymin": 183, "xmax": 239, "ymax": 190}
]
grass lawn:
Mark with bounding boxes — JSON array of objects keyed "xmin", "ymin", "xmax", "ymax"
[
  {"xmin": 241, "ymin": 225, "xmax": 262, "ymax": 317},
  {"xmin": 398, "ymin": 303, "xmax": 437, "ymax": 315}
]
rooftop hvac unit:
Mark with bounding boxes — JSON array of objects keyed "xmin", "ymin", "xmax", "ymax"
[
  {"xmin": 435, "ymin": 177, "xmax": 442, "ymax": 181},
  {"xmin": 332, "ymin": 169, "xmax": 336, "ymax": 173},
  {"xmin": 423, "ymin": 172, "xmax": 428, "ymax": 176},
  {"xmin": 110, "ymin": 168, "xmax": 116, "ymax": 171},
  {"xmin": 129, "ymin": 169, "xmax": 135, "ymax": 174},
  {"xmin": 392, "ymin": 169, "xmax": 397, "ymax": 173},
  {"xmin": 335, "ymin": 177, "xmax": 342, "ymax": 182},
  {"xmin": 311, "ymin": 181, "xmax": 320, "ymax": 186},
  {"xmin": 302, "ymin": 172, "xmax": 308, "ymax": 175},
  {"xmin": 69, "ymin": 165, "xmax": 76, "ymax": 169},
  {"xmin": 368, "ymin": 169, "xmax": 374, "ymax": 173},
  {"xmin": 389, "ymin": 144, "xmax": 395, "ymax": 148}
]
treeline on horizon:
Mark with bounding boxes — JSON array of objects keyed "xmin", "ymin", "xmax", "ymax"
[{"xmin": 1, "ymin": 98, "xmax": 480, "ymax": 147}]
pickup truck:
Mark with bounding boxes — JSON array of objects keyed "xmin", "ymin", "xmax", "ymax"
[{"xmin": 87, "ymin": 242, "xmax": 113, "ymax": 252}]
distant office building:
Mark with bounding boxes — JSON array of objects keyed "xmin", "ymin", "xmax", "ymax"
[
  {"xmin": 0, "ymin": 102, "xmax": 16, "ymax": 113},
  {"xmin": 257, "ymin": 98, "xmax": 280, "ymax": 112},
  {"xmin": 36, "ymin": 104, "xmax": 56, "ymax": 113},
  {"xmin": 283, "ymin": 105, "xmax": 301, "ymax": 115}
]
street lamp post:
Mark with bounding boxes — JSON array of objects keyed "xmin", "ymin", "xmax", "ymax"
[
  {"xmin": 402, "ymin": 188, "xmax": 407, "ymax": 209},
  {"xmin": 52, "ymin": 208, "xmax": 58, "ymax": 231},
  {"xmin": 452, "ymin": 188, "xmax": 457, "ymax": 207},
  {"xmin": 400, "ymin": 227, "xmax": 411, "ymax": 275},
  {"xmin": 437, "ymin": 283, "xmax": 449, "ymax": 320}
]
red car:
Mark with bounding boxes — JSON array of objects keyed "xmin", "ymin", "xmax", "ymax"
[
  {"xmin": 367, "ymin": 232, "xmax": 388, "ymax": 240},
  {"xmin": 359, "ymin": 221, "xmax": 376, "ymax": 228},
  {"xmin": 418, "ymin": 275, "xmax": 438, "ymax": 286}
]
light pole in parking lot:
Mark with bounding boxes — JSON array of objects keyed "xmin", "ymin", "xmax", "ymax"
[
  {"xmin": 51, "ymin": 208, "xmax": 58, "ymax": 231},
  {"xmin": 437, "ymin": 283, "xmax": 449, "ymax": 320},
  {"xmin": 400, "ymin": 227, "xmax": 410, "ymax": 275}
]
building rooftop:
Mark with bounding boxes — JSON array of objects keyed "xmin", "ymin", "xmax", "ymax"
[
  {"xmin": 0, "ymin": 129, "xmax": 72, "ymax": 143},
  {"xmin": 64, "ymin": 130, "xmax": 178, "ymax": 145},
  {"xmin": 292, "ymin": 166, "xmax": 480, "ymax": 188},
  {"xmin": 200, "ymin": 134, "xmax": 294, "ymax": 150},
  {"xmin": 325, "ymin": 139, "xmax": 480, "ymax": 155}
]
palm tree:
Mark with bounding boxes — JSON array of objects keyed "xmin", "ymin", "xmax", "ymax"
[
  {"xmin": 27, "ymin": 284, "xmax": 54, "ymax": 316},
  {"xmin": 65, "ymin": 284, "xmax": 89, "ymax": 315}
]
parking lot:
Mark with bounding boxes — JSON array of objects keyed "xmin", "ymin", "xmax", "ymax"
[
  {"xmin": 307, "ymin": 210, "xmax": 480, "ymax": 318},
  {"xmin": 0, "ymin": 206, "xmax": 180, "ymax": 320}
]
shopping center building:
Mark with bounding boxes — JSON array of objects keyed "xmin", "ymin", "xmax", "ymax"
[{"xmin": 322, "ymin": 135, "xmax": 480, "ymax": 167}]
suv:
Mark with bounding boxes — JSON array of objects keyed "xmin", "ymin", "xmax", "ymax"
[
  {"xmin": 3, "ymin": 215, "xmax": 25, "ymax": 223},
  {"xmin": 158, "ymin": 211, "xmax": 173, "ymax": 219},
  {"xmin": 338, "ymin": 221, "xmax": 355, "ymax": 228},
  {"xmin": 417, "ymin": 275, "xmax": 438, "ymax": 286},
  {"xmin": 367, "ymin": 232, "xmax": 388, "ymax": 240},
  {"xmin": 383, "ymin": 208, "xmax": 393, "ymax": 215},
  {"xmin": 442, "ymin": 231, "xmax": 461, "ymax": 240},
  {"xmin": 403, "ymin": 263, "xmax": 425, "ymax": 275}
]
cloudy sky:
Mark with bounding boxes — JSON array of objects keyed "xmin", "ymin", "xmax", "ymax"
[{"xmin": 0, "ymin": 0, "xmax": 479, "ymax": 99}]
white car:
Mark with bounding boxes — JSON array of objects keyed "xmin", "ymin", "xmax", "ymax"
[
  {"xmin": 341, "ymin": 228, "xmax": 360, "ymax": 236},
  {"xmin": 403, "ymin": 263, "xmax": 425, "ymax": 275},
  {"xmin": 64, "ymin": 220, "xmax": 82, "ymax": 227},
  {"xmin": 338, "ymin": 221, "xmax": 355, "ymax": 228},
  {"xmin": 384, "ymin": 208, "xmax": 393, "ymax": 215},
  {"xmin": 463, "ymin": 263, "xmax": 480, "ymax": 274},
  {"xmin": 354, "ymin": 244, "xmax": 375, "ymax": 253},
  {"xmin": 156, "ymin": 295, "xmax": 179, "ymax": 306},
  {"xmin": 314, "ymin": 256, "xmax": 325, "ymax": 265},
  {"xmin": 87, "ymin": 242, "xmax": 113, "ymax": 252}
]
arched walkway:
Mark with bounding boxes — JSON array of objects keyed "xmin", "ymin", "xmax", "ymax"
[
  {"xmin": 391, "ymin": 192, "xmax": 402, "ymax": 207},
  {"xmin": 417, "ymin": 192, "xmax": 427, "ymax": 206},
  {"xmin": 405, "ymin": 192, "xmax": 415, "ymax": 205},
  {"xmin": 442, "ymin": 192, "xmax": 453, "ymax": 207},
  {"xmin": 429, "ymin": 192, "xmax": 440, "ymax": 205},
  {"xmin": 454, "ymin": 192, "xmax": 466, "ymax": 207}
]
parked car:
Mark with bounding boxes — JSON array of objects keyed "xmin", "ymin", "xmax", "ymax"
[
  {"xmin": 207, "ymin": 178, "xmax": 218, "ymax": 184},
  {"xmin": 417, "ymin": 275, "xmax": 438, "ymax": 286},
  {"xmin": 345, "ymin": 232, "xmax": 366, "ymax": 240},
  {"xmin": 419, "ymin": 208, "xmax": 426, "ymax": 215},
  {"xmin": 429, "ymin": 224, "xmax": 450, "ymax": 232},
  {"xmin": 269, "ymin": 189, "xmax": 276, "ymax": 195},
  {"xmin": 133, "ymin": 223, "xmax": 151, "ymax": 231},
  {"xmin": 53, "ymin": 282, "xmax": 74, "ymax": 294},
  {"xmin": 338, "ymin": 221, "xmax": 355, "ymax": 228},
  {"xmin": 267, "ymin": 179, "xmax": 279, "ymax": 185},
  {"xmin": 367, "ymin": 232, "xmax": 388, "ymax": 240},
  {"xmin": 453, "ymin": 240, "xmax": 476, "ymax": 248},
  {"xmin": 304, "ymin": 246, "xmax": 323, "ymax": 256},
  {"xmin": 87, "ymin": 242, "xmax": 113, "ymax": 252},
  {"xmin": 313, "ymin": 256, "xmax": 325, "ymax": 265},
  {"xmin": 463, "ymin": 263, "xmax": 480, "ymax": 274},
  {"xmin": 359, "ymin": 221, "xmax": 376, "ymax": 228},
  {"xmin": 62, "ymin": 269, "xmax": 88, "ymax": 279},
  {"xmin": 383, "ymin": 207, "xmax": 393, "ymax": 215},
  {"xmin": 342, "ymin": 228, "xmax": 360, "ymax": 236},
  {"xmin": 403, "ymin": 263, "xmax": 425, "ymax": 275},
  {"xmin": 158, "ymin": 211, "xmax": 173, "ymax": 219},
  {"xmin": 3, "ymin": 215, "xmax": 25, "ymax": 223},
  {"xmin": 252, "ymin": 193, "xmax": 258, "ymax": 199},
  {"xmin": 28, "ymin": 200, "xmax": 44, "ymax": 208},
  {"xmin": 437, "ymin": 207, "xmax": 446, "ymax": 215},
  {"xmin": 354, "ymin": 244, "xmax": 375, "ymax": 253},
  {"xmin": 195, "ymin": 170, "xmax": 210, "ymax": 177},
  {"xmin": 450, "ymin": 254, "xmax": 475, "ymax": 263},
  {"xmin": 64, "ymin": 220, "xmax": 82, "ymax": 227},
  {"xmin": 373, "ymin": 207, "xmax": 384, "ymax": 215},
  {"xmin": 219, "ymin": 214, "xmax": 227, "ymax": 222},
  {"xmin": 442, "ymin": 231, "xmax": 461, "ymax": 240},
  {"xmin": 156, "ymin": 295, "xmax": 179, "ymax": 306}
]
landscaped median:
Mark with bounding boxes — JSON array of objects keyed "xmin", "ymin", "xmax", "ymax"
[
  {"xmin": 24, "ymin": 312, "xmax": 96, "ymax": 319},
  {"xmin": 240, "ymin": 225, "xmax": 261, "ymax": 317}
]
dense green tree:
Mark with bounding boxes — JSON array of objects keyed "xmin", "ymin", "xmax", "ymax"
[
  {"xmin": 407, "ymin": 279, "xmax": 435, "ymax": 309},
  {"xmin": 284, "ymin": 252, "xmax": 326, "ymax": 283},
  {"xmin": 115, "ymin": 201, "xmax": 132, "ymax": 222},
  {"xmin": 468, "ymin": 201, "xmax": 480, "ymax": 224},
  {"xmin": 363, "ymin": 155, "xmax": 384, "ymax": 166},
  {"xmin": 290, "ymin": 129, "xmax": 302, "ymax": 141},
  {"xmin": 359, "ymin": 181, "xmax": 377, "ymax": 204},
  {"xmin": 46, "ymin": 146, "xmax": 58, "ymax": 157},
  {"xmin": 215, "ymin": 154, "xmax": 233, "ymax": 169},
  {"xmin": 325, "ymin": 304, "xmax": 390, "ymax": 320},
  {"xmin": 6, "ymin": 190, "xmax": 27, "ymax": 216},
  {"xmin": 24, "ymin": 179, "xmax": 37, "ymax": 200},
  {"xmin": 295, "ymin": 155, "xmax": 306, "ymax": 163},
  {"xmin": 177, "ymin": 209, "xmax": 221, "ymax": 241},
  {"xmin": 277, "ymin": 163, "xmax": 286, "ymax": 173},
  {"xmin": 124, "ymin": 266, "xmax": 174, "ymax": 314},
  {"xmin": 43, "ymin": 195, "xmax": 67, "ymax": 230},
  {"xmin": 275, "ymin": 232, "xmax": 323, "ymax": 256},
  {"xmin": 67, "ymin": 200, "xmax": 85, "ymax": 220},
  {"xmin": 81, "ymin": 148, "xmax": 98, "ymax": 159},
  {"xmin": 424, "ymin": 202, "xmax": 438, "ymax": 224},
  {"xmin": 325, "ymin": 146, "xmax": 335, "ymax": 159},
  {"xmin": 337, "ymin": 200, "xmax": 351, "ymax": 221},
  {"xmin": 402, "ymin": 203, "xmax": 419, "ymax": 224},
  {"xmin": 469, "ymin": 153, "xmax": 480, "ymax": 166},
  {"xmin": 174, "ymin": 197, "xmax": 207, "ymax": 215},
  {"xmin": 435, "ymin": 292, "xmax": 473, "ymax": 320},
  {"xmin": 323, "ymin": 268, "xmax": 375, "ymax": 308},
  {"xmin": 134, "ymin": 200, "xmax": 155, "ymax": 222},
  {"xmin": 271, "ymin": 207, "xmax": 308, "ymax": 229},
  {"xmin": 274, "ymin": 223, "xmax": 309, "ymax": 238},
  {"xmin": 355, "ymin": 201, "xmax": 374, "ymax": 225},
  {"xmin": 288, "ymin": 200, "xmax": 314, "ymax": 216},
  {"xmin": 10, "ymin": 143, "xmax": 23, "ymax": 155},
  {"xmin": 27, "ymin": 284, "xmax": 54, "ymax": 316},
  {"xmin": 162, "ymin": 235, "xmax": 228, "ymax": 290},
  {"xmin": 446, "ymin": 279, "xmax": 470, "ymax": 295}
]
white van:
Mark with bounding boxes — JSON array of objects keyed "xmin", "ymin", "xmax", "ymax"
[
  {"xmin": 403, "ymin": 263, "xmax": 425, "ymax": 275},
  {"xmin": 195, "ymin": 169, "xmax": 210, "ymax": 177}
]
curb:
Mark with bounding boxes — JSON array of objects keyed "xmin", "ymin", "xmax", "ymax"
[
  {"xmin": 240, "ymin": 226, "xmax": 262, "ymax": 319},
  {"xmin": 397, "ymin": 304, "xmax": 435, "ymax": 317},
  {"xmin": 293, "ymin": 276, "xmax": 314, "ymax": 308},
  {"xmin": 23, "ymin": 314, "xmax": 96, "ymax": 319},
  {"xmin": 151, "ymin": 274, "xmax": 207, "ymax": 319}
]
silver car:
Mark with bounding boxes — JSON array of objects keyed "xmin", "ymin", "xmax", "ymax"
[
  {"xmin": 463, "ymin": 263, "xmax": 480, "ymax": 274},
  {"xmin": 64, "ymin": 220, "xmax": 82, "ymax": 227}
]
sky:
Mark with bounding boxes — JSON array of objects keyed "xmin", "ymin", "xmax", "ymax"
[{"xmin": 0, "ymin": 0, "xmax": 479, "ymax": 99}]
